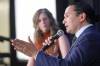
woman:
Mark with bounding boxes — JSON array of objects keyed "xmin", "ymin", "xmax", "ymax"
[
  {"xmin": 27, "ymin": 8, "xmax": 70, "ymax": 66},
  {"xmin": 11, "ymin": 8, "xmax": 70, "ymax": 66}
]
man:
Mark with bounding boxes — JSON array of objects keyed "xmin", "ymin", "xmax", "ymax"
[{"xmin": 12, "ymin": 2, "xmax": 100, "ymax": 66}]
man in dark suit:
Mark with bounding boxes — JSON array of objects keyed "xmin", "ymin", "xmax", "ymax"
[{"xmin": 12, "ymin": 1, "xmax": 100, "ymax": 66}]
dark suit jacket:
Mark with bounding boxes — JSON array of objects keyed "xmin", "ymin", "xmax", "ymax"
[{"xmin": 35, "ymin": 26, "xmax": 100, "ymax": 66}]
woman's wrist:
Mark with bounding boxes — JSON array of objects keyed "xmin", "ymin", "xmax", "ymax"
[{"xmin": 32, "ymin": 50, "xmax": 39, "ymax": 60}]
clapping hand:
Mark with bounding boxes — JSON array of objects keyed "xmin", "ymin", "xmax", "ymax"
[{"xmin": 11, "ymin": 37, "xmax": 38, "ymax": 58}]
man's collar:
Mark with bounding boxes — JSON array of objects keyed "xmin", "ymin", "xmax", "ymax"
[{"xmin": 75, "ymin": 24, "xmax": 93, "ymax": 38}]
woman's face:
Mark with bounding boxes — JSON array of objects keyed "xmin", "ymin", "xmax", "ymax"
[{"xmin": 38, "ymin": 13, "xmax": 50, "ymax": 33}]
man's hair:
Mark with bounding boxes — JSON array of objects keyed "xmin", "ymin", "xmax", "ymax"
[{"xmin": 68, "ymin": 2, "xmax": 96, "ymax": 24}]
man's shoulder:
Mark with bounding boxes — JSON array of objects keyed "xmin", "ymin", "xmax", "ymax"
[
  {"xmin": 77, "ymin": 26, "xmax": 100, "ymax": 42},
  {"xmin": 81, "ymin": 26, "xmax": 99, "ymax": 36}
]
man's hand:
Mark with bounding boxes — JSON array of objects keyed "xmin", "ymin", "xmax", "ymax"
[{"xmin": 11, "ymin": 38, "xmax": 38, "ymax": 58}]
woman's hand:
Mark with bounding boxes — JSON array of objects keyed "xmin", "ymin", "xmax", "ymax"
[
  {"xmin": 11, "ymin": 38, "xmax": 38, "ymax": 58},
  {"xmin": 42, "ymin": 36, "xmax": 57, "ymax": 51},
  {"xmin": 43, "ymin": 36, "xmax": 53, "ymax": 46}
]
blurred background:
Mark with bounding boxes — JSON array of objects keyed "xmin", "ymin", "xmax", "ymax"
[{"xmin": 0, "ymin": 0, "xmax": 100, "ymax": 66}]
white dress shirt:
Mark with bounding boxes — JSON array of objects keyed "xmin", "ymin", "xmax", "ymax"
[{"xmin": 75, "ymin": 24, "xmax": 93, "ymax": 38}]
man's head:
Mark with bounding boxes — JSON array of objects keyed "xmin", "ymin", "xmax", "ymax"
[{"xmin": 63, "ymin": 2, "xmax": 95, "ymax": 34}]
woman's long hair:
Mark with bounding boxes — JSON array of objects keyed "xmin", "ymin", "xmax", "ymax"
[{"xmin": 33, "ymin": 8, "xmax": 59, "ymax": 45}]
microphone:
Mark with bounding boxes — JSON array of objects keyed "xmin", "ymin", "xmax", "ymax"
[
  {"xmin": 42, "ymin": 29, "xmax": 64, "ymax": 51},
  {"xmin": 50, "ymin": 30, "xmax": 64, "ymax": 41}
]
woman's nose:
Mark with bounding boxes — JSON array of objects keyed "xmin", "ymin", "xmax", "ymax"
[{"xmin": 41, "ymin": 20, "xmax": 45, "ymax": 24}]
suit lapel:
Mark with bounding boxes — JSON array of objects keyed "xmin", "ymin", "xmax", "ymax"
[{"xmin": 68, "ymin": 26, "xmax": 95, "ymax": 53}]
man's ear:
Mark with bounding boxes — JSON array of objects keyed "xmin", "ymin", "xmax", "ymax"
[{"xmin": 79, "ymin": 12, "xmax": 86, "ymax": 22}]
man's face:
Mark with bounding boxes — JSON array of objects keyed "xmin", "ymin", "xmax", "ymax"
[{"xmin": 63, "ymin": 5, "xmax": 82, "ymax": 34}]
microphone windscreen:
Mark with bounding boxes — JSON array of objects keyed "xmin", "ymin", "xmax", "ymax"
[{"xmin": 52, "ymin": 30, "xmax": 64, "ymax": 40}]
